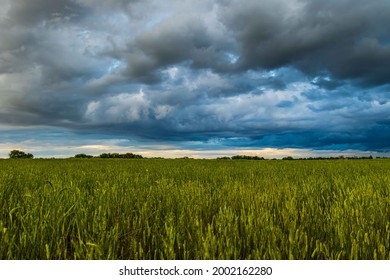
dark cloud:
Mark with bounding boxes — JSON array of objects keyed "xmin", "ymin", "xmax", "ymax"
[
  {"xmin": 311, "ymin": 77, "xmax": 343, "ymax": 90},
  {"xmin": 119, "ymin": 14, "xmax": 233, "ymax": 83},
  {"xmin": 220, "ymin": 0, "xmax": 390, "ymax": 87},
  {"xmin": 88, "ymin": 0, "xmax": 390, "ymax": 88},
  {"xmin": 6, "ymin": 0, "xmax": 88, "ymax": 26},
  {"xmin": 1, "ymin": 0, "xmax": 390, "ymax": 155}
]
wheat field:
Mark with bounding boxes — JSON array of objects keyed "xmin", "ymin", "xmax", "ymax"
[{"xmin": 0, "ymin": 158, "xmax": 389, "ymax": 260}]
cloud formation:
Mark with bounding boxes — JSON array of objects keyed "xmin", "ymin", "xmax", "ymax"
[{"xmin": 1, "ymin": 0, "xmax": 390, "ymax": 157}]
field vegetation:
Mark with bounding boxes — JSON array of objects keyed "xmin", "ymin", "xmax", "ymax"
[{"xmin": 0, "ymin": 158, "xmax": 389, "ymax": 259}]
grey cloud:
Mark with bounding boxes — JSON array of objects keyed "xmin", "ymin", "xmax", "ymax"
[
  {"xmin": 0, "ymin": 28, "xmax": 35, "ymax": 74},
  {"xmin": 1, "ymin": 0, "xmax": 390, "ymax": 154},
  {"xmin": 0, "ymin": 4, "xmax": 102, "ymax": 80},
  {"xmin": 220, "ymin": 0, "xmax": 390, "ymax": 87},
  {"xmin": 122, "ymin": 14, "xmax": 233, "ymax": 83},
  {"xmin": 3, "ymin": 87, "xmax": 87, "ymax": 127},
  {"xmin": 6, "ymin": 0, "xmax": 88, "ymax": 27},
  {"xmin": 91, "ymin": 0, "xmax": 390, "ymax": 88}
]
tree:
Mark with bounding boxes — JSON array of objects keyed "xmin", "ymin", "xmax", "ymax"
[
  {"xmin": 74, "ymin": 153, "xmax": 93, "ymax": 158},
  {"xmin": 9, "ymin": 150, "xmax": 34, "ymax": 159},
  {"xmin": 231, "ymin": 155, "xmax": 265, "ymax": 160},
  {"xmin": 282, "ymin": 156, "xmax": 294, "ymax": 160},
  {"xmin": 98, "ymin": 152, "xmax": 143, "ymax": 159}
]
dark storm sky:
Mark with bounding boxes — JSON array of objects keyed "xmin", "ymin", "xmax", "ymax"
[{"xmin": 1, "ymin": 0, "xmax": 390, "ymax": 158}]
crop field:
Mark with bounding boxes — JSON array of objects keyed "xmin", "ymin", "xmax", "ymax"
[{"xmin": 0, "ymin": 158, "xmax": 389, "ymax": 260}]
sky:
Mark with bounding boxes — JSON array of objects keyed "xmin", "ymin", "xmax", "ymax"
[{"xmin": 0, "ymin": 0, "xmax": 390, "ymax": 158}]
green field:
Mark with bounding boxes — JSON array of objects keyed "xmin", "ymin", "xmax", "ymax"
[{"xmin": 0, "ymin": 158, "xmax": 389, "ymax": 260}]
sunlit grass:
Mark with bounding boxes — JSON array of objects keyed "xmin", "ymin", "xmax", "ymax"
[{"xmin": 0, "ymin": 158, "xmax": 389, "ymax": 259}]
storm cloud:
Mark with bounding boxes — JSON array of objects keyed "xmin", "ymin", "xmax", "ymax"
[{"xmin": 1, "ymin": 0, "xmax": 390, "ymax": 157}]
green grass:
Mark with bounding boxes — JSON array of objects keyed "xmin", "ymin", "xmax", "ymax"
[{"xmin": 0, "ymin": 158, "xmax": 389, "ymax": 259}]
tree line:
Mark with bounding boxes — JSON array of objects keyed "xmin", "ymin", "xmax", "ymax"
[
  {"xmin": 75, "ymin": 153, "xmax": 143, "ymax": 159},
  {"xmin": 7, "ymin": 149, "xmax": 379, "ymax": 160},
  {"xmin": 8, "ymin": 150, "xmax": 143, "ymax": 159},
  {"xmin": 217, "ymin": 155, "xmax": 376, "ymax": 160}
]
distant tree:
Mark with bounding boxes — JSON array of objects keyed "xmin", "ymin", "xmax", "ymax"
[
  {"xmin": 231, "ymin": 155, "xmax": 265, "ymax": 160},
  {"xmin": 9, "ymin": 150, "xmax": 34, "ymax": 159},
  {"xmin": 282, "ymin": 156, "xmax": 294, "ymax": 160},
  {"xmin": 98, "ymin": 152, "xmax": 143, "ymax": 159},
  {"xmin": 122, "ymin": 153, "xmax": 143, "ymax": 159},
  {"xmin": 74, "ymin": 153, "xmax": 93, "ymax": 158}
]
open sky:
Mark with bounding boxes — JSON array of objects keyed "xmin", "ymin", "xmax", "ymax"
[{"xmin": 1, "ymin": 0, "xmax": 390, "ymax": 158}]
